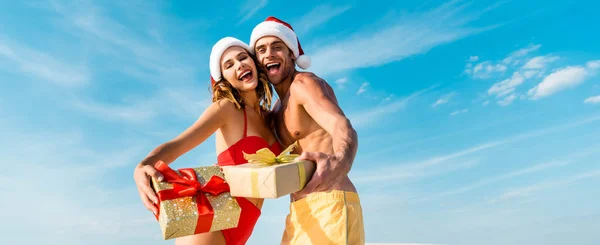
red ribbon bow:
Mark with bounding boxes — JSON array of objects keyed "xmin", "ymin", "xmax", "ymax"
[{"xmin": 154, "ymin": 161, "xmax": 230, "ymax": 233}]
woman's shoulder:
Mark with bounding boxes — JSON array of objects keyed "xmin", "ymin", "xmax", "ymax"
[{"xmin": 208, "ymin": 98, "xmax": 242, "ymax": 117}]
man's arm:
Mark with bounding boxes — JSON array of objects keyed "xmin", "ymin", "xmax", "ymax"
[{"xmin": 292, "ymin": 73, "xmax": 358, "ymax": 174}]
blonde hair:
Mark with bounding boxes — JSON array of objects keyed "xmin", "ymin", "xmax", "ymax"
[{"xmin": 211, "ymin": 53, "xmax": 273, "ymax": 115}]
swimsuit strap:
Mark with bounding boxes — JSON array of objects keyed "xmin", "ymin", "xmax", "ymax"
[{"xmin": 243, "ymin": 108, "xmax": 248, "ymax": 138}]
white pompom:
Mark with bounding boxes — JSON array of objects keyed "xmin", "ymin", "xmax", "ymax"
[{"xmin": 296, "ymin": 55, "xmax": 311, "ymax": 70}]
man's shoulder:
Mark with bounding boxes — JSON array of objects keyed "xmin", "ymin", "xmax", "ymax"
[
  {"xmin": 290, "ymin": 72, "xmax": 327, "ymax": 93},
  {"xmin": 293, "ymin": 72, "xmax": 325, "ymax": 84}
]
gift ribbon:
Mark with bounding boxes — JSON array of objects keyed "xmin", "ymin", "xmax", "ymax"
[
  {"xmin": 243, "ymin": 141, "xmax": 310, "ymax": 197},
  {"xmin": 247, "ymin": 161, "xmax": 308, "ymax": 198},
  {"xmin": 154, "ymin": 161, "xmax": 230, "ymax": 233}
]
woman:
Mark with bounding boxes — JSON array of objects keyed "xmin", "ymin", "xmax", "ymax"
[{"xmin": 133, "ymin": 37, "xmax": 282, "ymax": 245}]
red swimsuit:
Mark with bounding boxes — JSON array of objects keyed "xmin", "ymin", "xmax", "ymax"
[{"xmin": 218, "ymin": 109, "xmax": 282, "ymax": 245}]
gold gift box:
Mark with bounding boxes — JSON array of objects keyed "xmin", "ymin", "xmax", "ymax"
[
  {"xmin": 151, "ymin": 165, "xmax": 241, "ymax": 240},
  {"xmin": 221, "ymin": 160, "xmax": 315, "ymax": 198}
]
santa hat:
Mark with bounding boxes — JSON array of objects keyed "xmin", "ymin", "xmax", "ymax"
[
  {"xmin": 209, "ymin": 37, "xmax": 252, "ymax": 86},
  {"xmin": 249, "ymin": 16, "xmax": 311, "ymax": 70}
]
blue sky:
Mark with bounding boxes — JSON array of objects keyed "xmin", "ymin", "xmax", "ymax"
[{"xmin": 1, "ymin": 0, "xmax": 600, "ymax": 244}]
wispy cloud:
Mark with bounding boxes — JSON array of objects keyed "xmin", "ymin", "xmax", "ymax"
[
  {"xmin": 587, "ymin": 60, "xmax": 600, "ymax": 69},
  {"xmin": 527, "ymin": 62, "xmax": 600, "ymax": 100},
  {"xmin": 466, "ymin": 44, "xmax": 541, "ymax": 80},
  {"xmin": 411, "ymin": 145, "xmax": 599, "ymax": 203},
  {"xmin": 584, "ymin": 95, "xmax": 600, "ymax": 104},
  {"xmin": 357, "ymin": 82, "xmax": 369, "ymax": 95},
  {"xmin": 432, "ymin": 92, "xmax": 457, "ymax": 108},
  {"xmin": 238, "ymin": 0, "xmax": 268, "ymax": 24},
  {"xmin": 294, "ymin": 4, "xmax": 351, "ymax": 35},
  {"xmin": 0, "ymin": 37, "xmax": 89, "ymax": 87},
  {"xmin": 335, "ymin": 77, "xmax": 349, "ymax": 89},
  {"xmin": 353, "ymin": 114, "xmax": 600, "ymax": 185},
  {"xmin": 0, "ymin": 120, "xmax": 156, "ymax": 244},
  {"xmin": 465, "ymin": 61, "xmax": 508, "ymax": 79},
  {"xmin": 37, "ymin": 1, "xmax": 211, "ymax": 124},
  {"xmin": 497, "ymin": 93, "xmax": 517, "ymax": 106},
  {"xmin": 472, "ymin": 44, "xmax": 597, "ymax": 105},
  {"xmin": 48, "ymin": 0, "xmax": 201, "ymax": 85},
  {"xmin": 71, "ymin": 87, "xmax": 212, "ymax": 124},
  {"xmin": 308, "ymin": 1, "xmax": 501, "ymax": 76},
  {"xmin": 489, "ymin": 169, "xmax": 600, "ymax": 204},
  {"xmin": 522, "ymin": 55, "xmax": 559, "ymax": 69},
  {"xmin": 450, "ymin": 108, "xmax": 468, "ymax": 116},
  {"xmin": 502, "ymin": 44, "xmax": 541, "ymax": 65},
  {"xmin": 487, "ymin": 72, "xmax": 524, "ymax": 102},
  {"xmin": 349, "ymin": 88, "xmax": 428, "ymax": 129}
]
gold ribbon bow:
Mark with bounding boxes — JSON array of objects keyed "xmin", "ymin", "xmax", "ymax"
[
  {"xmin": 242, "ymin": 141, "xmax": 308, "ymax": 198},
  {"xmin": 243, "ymin": 141, "xmax": 300, "ymax": 165}
]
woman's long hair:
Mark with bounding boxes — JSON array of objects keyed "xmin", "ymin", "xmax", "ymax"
[{"xmin": 211, "ymin": 53, "xmax": 273, "ymax": 117}]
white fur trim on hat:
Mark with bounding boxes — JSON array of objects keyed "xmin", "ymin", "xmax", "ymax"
[
  {"xmin": 249, "ymin": 17, "xmax": 311, "ymax": 69},
  {"xmin": 295, "ymin": 55, "xmax": 311, "ymax": 70},
  {"xmin": 209, "ymin": 37, "xmax": 251, "ymax": 82}
]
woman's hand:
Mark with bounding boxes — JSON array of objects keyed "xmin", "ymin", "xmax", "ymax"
[{"xmin": 133, "ymin": 161, "xmax": 164, "ymax": 214}]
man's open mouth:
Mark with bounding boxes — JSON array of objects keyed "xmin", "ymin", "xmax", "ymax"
[{"xmin": 266, "ymin": 62, "xmax": 281, "ymax": 74}]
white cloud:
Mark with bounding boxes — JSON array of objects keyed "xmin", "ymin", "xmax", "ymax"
[
  {"xmin": 0, "ymin": 121, "xmax": 157, "ymax": 244},
  {"xmin": 523, "ymin": 70, "xmax": 539, "ymax": 78},
  {"xmin": 71, "ymin": 87, "xmax": 212, "ymax": 124},
  {"xmin": 489, "ymin": 169, "xmax": 600, "ymax": 204},
  {"xmin": 295, "ymin": 4, "xmax": 351, "ymax": 35},
  {"xmin": 48, "ymin": 0, "xmax": 200, "ymax": 85},
  {"xmin": 466, "ymin": 45, "xmax": 542, "ymax": 80},
  {"xmin": 350, "ymin": 98, "xmax": 407, "ymax": 128},
  {"xmin": 584, "ymin": 95, "xmax": 600, "ymax": 104},
  {"xmin": 357, "ymin": 82, "xmax": 369, "ymax": 95},
  {"xmin": 469, "ymin": 56, "xmax": 479, "ymax": 62},
  {"xmin": 237, "ymin": 0, "xmax": 268, "ymax": 24},
  {"xmin": 308, "ymin": 1, "xmax": 501, "ymax": 76},
  {"xmin": 466, "ymin": 61, "xmax": 508, "ymax": 79},
  {"xmin": 587, "ymin": 60, "xmax": 600, "ymax": 69},
  {"xmin": 497, "ymin": 93, "xmax": 517, "ymax": 106},
  {"xmin": 502, "ymin": 44, "xmax": 541, "ymax": 65},
  {"xmin": 522, "ymin": 55, "xmax": 559, "ymax": 70},
  {"xmin": 482, "ymin": 100, "xmax": 490, "ymax": 106},
  {"xmin": 349, "ymin": 89, "xmax": 427, "ymax": 129},
  {"xmin": 0, "ymin": 38, "xmax": 89, "ymax": 87},
  {"xmin": 488, "ymin": 72, "xmax": 525, "ymax": 98},
  {"xmin": 411, "ymin": 145, "xmax": 598, "ymax": 203},
  {"xmin": 450, "ymin": 108, "xmax": 468, "ymax": 116},
  {"xmin": 528, "ymin": 66, "xmax": 590, "ymax": 100},
  {"xmin": 335, "ymin": 77, "xmax": 349, "ymax": 89},
  {"xmin": 353, "ymin": 114, "xmax": 600, "ymax": 185},
  {"xmin": 38, "ymin": 1, "xmax": 211, "ymax": 124},
  {"xmin": 432, "ymin": 92, "xmax": 457, "ymax": 108}
]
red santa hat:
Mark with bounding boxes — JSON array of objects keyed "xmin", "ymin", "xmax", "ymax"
[
  {"xmin": 249, "ymin": 16, "xmax": 311, "ymax": 70},
  {"xmin": 209, "ymin": 37, "xmax": 252, "ymax": 86}
]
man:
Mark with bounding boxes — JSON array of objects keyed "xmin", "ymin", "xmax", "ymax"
[{"xmin": 249, "ymin": 17, "xmax": 365, "ymax": 245}]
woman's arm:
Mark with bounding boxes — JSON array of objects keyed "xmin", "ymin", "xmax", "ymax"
[
  {"xmin": 139, "ymin": 99, "xmax": 236, "ymax": 167},
  {"xmin": 133, "ymin": 99, "xmax": 237, "ymax": 213}
]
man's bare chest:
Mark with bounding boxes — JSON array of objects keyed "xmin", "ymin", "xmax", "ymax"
[{"xmin": 273, "ymin": 105, "xmax": 310, "ymax": 145}]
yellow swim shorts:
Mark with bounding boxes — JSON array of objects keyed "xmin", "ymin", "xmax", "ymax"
[{"xmin": 280, "ymin": 190, "xmax": 365, "ymax": 245}]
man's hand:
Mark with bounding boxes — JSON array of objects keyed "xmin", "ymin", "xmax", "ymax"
[
  {"xmin": 295, "ymin": 151, "xmax": 347, "ymax": 195},
  {"xmin": 133, "ymin": 161, "xmax": 165, "ymax": 214}
]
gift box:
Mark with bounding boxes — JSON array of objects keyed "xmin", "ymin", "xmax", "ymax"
[
  {"xmin": 221, "ymin": 142, "xmax": 316, "ymax": 199},
  {"xmin": 151, "ymin": 162, "xmax": 241, "ymax": 240}
]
